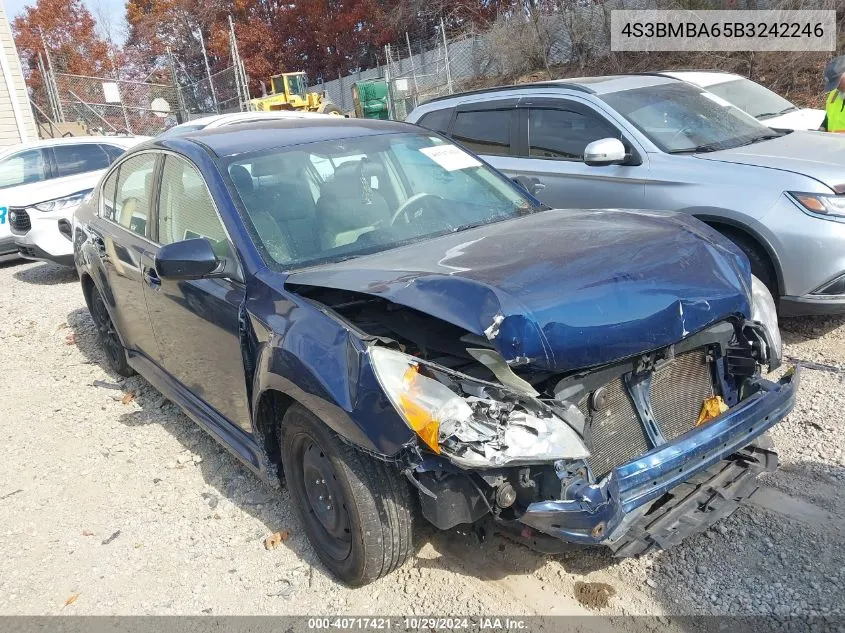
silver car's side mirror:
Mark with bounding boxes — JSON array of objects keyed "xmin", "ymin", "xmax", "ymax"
[{"xmin": 583, "ymin": 138, "xmax": 627, "ymax": 166}]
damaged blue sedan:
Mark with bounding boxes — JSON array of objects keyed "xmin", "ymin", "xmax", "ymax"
[{"xmin": 73, "ymin": 118, "xmax": 798, "ymax": 586}]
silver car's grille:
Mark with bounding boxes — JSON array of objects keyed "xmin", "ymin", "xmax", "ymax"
[
  {"xmin": 650, "ymin": 350, "xmax": 714, "ymax": 442},
  {"xmin": 583, "ymin": 378, "xmax": 650, "ymax": 480}
]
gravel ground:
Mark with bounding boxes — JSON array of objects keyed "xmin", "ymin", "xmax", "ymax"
[{"xmin": 0, "ymin": 259, "xmax": 843, "ymax": 619}]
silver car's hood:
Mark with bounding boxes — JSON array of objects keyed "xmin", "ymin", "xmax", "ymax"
[{"xmin": 694, "ymin": 131, "xmax": 845, "ymax": 189}]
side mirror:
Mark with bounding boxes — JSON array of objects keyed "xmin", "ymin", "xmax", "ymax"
[
  {"xmin": 155, "ymin": 238, "xmax": 221, "ymax": 280},
  {"xmin": 583, "ymin": 138, "xmax": 627, "ymax": 167},
  {"xmin": 512, "ymin": 175, "xmax": 546, "ymax": 197}
]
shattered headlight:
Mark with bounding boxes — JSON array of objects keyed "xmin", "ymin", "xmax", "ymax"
[
  {"xmin": 750, "ymin": 275, "xmax": 782, "ymax": 367},
  {"xmin": 370, "ymin": 347, "xmax": 589, "ymax": 468}
]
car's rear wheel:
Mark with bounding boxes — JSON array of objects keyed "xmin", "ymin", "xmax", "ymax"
[
  {"xmin": 280, "ymin": 404, "xmax": 413, "ymax": 586},
  {"xmin": 89, "ymin": 288, "xmax": 134, "ymax": 378}
]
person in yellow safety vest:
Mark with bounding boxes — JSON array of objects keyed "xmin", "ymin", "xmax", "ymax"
[{"xmin": 821, "ymin": 56, "xmax": 845, "ymax": 132}]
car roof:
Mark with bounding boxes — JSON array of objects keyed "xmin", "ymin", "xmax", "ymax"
[
  {"xmin": 170, "ymin": 110, "xmax": 326, "ymax": 131},
  {"xmin": 0, "ymin": 135, "xmax": 145, "ymax": 157},
  {"xmin": 658, "ymin": 70, "xmax": 743, "ymax": 87},
  {"xmin": 166, "ymin": 117, "xmax": 419, "ymax": 158},
  {"xmin": 419, "ymin": 73, "xmax": 684, "ymax": 108}
]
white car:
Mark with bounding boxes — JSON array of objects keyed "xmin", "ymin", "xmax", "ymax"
[
  {"xmin": 2, "ymin": 136, "xmax": 149, "ymax": 266},
  {"xmin": 659, "ymin": 71, "xmax": 825, "ymax": 131},
  {"xmin": 158, "ymin": 111, "xmax": 329, "ymax": 137}
]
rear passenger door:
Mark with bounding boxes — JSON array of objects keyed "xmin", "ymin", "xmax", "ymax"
[
  {"xmin": 141, "ymin": 154, "xmax": 251, "ymax": 431},
  {"xmin": 514, "ymin": 100, "xmax": 646, "ymax": 209}
]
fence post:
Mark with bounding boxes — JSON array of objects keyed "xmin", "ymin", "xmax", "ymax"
[
  {"xmin": 196, "ymin": 28, "xmax": 219, "ymax": 113},
  {"xmin": 39, "ymin": 29, "xmax": 64, "ymax": 122},
  {"xmin": 440, "ymin": 17, "xmax": 453, "ymax": 95},
  {"xmin": 167, "ymin": 47, "xmax": 187, "ymax": 123},
  {"xmin": 229, "ymin": 15, "xmax": 250, "ymax": 110}
]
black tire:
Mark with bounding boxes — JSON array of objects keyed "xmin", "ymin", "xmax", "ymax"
[
  {"xmin": 280, "ymin": 404, "xmax": 413, "ymax": 586},
  {"xmin": 608, "ymin": 435, "xmax": 777, "ymax": 557},
  {"xmin": 89, "ymin": 287, "xmax": 135, "ymax": 378},
  {"xmin": 721, "ymin": 230, "xmax": 778, "ymax": 297},
  {"xmin": 318, "ymin": 102, "xmax": 343, "ymax": 116}
]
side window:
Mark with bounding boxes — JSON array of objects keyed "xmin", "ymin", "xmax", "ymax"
[
  {"xmin": 53, "ymin": 144, "xmax": 111, "ymax": 177},
  {"xmin": 416, "ymin": 108, "xmax": 453, "ymax": 134},
  {"xmin": 158, "ymin": 156, "xmax": 232, "ymax": 258},
  {"xmin": 101, "ymin": 144, "xmax": 126, "ymax": 163},
  {"xmin": 0, "ymin": 149, "xmax": 48, "ymax": 189},
  {"xmin": 451, "ymin": 109, "xmax": 511, "ymax": 156},
  {"xmin": 101, "ymin": 166, "xmax": 120, "ymax": 220},
  {"xmin": 528, "ymin": 108, "xmax": 620, "ymax": 161},
  {"xmin": 113, "ymin": 154, "xmax": 156, "ymax": 237}
]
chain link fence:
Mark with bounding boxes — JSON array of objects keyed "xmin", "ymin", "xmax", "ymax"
[
  {"xmin": 51, "ymin": 72, "xmax": 181, "ymax": 136},
  {"xmin": 176, "ymin": 66, "xmax": 245, "ymax": 118}
]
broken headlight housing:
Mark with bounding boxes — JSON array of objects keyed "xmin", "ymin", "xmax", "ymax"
[
  {"xmin": 749, "ymin": 275, "xmax": 782, "ymax": 367},
  {"xmin": 370, "ymin": 347, "xmax": 589, "ymax": 468}
]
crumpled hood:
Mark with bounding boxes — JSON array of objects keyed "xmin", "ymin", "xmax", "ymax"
[
  {"xmin": 695, "ymin": 131, "xmax": 845, "ymax": 189},
  {"xmin": 287, "ymin": 209, "xmax": 751, "ymax": 372}
]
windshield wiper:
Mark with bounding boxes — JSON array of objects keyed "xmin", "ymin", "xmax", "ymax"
[
  {"xmin": 756, "ymin": 106, "xmax": 798, "ymax": 119},
  {"xmin": 666, "ymin": 143, "xmax": 724, "ymax": 154},
  {"xmin": 452, "ymin": 220, "xmax": 494, "ymax": 233},
  {"xmin": 730, "ymin": 133, "xmax": 785, "ymax": 148}
]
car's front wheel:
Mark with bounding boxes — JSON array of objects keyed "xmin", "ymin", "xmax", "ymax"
[
  {"xmin": 280, "ymin": 404, "xmax": 413, "ymax": 586},
  {"xmin": 89, "ymin": 287, "xmax": 134, "ymax": 378}
]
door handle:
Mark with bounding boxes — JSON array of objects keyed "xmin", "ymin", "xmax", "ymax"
[
  {"xmin": 142, "ymin": 267, "xmax": 161, "ymax": 289},
  {"xmin": 90, "ymin": 234, "xmax": 106, "ymax": 257}
]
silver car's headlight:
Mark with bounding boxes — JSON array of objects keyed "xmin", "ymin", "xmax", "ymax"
[
  {"xmin": 750, "ymin": 275, "xmax": 782, "ymax": 367},
  {"xmin": 370, "ymin": 347, "xmax": 589, "ymax": 468},
  {"xmin": 789, "ymin": 192, "xmax": 845, "ymax": 217}
]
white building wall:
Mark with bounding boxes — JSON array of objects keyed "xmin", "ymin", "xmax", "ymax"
[{"xmin": 0, "ymin": 1, "xmax": 37, "ymax": 147}]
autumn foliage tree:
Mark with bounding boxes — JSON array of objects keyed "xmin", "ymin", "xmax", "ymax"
[{"xmin": 13, "ymin": 0, "xmax": 115, "ymax": 107}]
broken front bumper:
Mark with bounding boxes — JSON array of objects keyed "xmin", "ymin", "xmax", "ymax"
[{"xmin": 518, "ymin": 368, "xmax": 799, "ymax": 545}]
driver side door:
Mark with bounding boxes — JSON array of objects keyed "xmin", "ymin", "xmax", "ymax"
[{"xmin": 141, "ymin": 154, "xmax": 252, "ymax": 431}]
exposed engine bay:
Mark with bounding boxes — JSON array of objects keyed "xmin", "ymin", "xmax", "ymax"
[{"xmin": 291, "ymin": 283, "xmax": 784, "ymax": 540}]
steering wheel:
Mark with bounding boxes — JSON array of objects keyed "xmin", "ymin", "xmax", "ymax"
[{"xmin": 390, "ymin": 193, "xmax": 442, "ymax": 226}]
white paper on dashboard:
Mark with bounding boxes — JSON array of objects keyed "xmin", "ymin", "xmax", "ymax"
[{"xmin": 419, "ymin": 145, "xmax": 482, "ymax": 171}]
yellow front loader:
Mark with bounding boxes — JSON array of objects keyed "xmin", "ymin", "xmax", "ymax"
[{"xmin": 249, "ymin": 72, "xmax": 343, "ymax": 115}]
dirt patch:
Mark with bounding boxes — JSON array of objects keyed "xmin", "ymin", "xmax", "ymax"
[{"xmin": 574, "ymin": 581, "xmax": 616, "ymax": 610}]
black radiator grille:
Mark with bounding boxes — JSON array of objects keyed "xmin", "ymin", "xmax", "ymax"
[
  {"xmin": 650, "ymin": 349, "xmax": 714, "ymax": 442},
  {"xmin": 581, "ymin": 348, "xmax": 716, "ymax": 479},
  {"xmin": 583, "ymin": 378, "xmax": 649, "ymax": 480},
  {"xmin": 9, "ymin": 208, "xmax": 30, "ymax": 234}
]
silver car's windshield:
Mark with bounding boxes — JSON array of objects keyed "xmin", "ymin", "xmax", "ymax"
[
  {"xmin": 705, "ymin": 78, "xmax": 796, "ymax": 120},
  {"xmin": 225, "ymin": 132, "xmax": 537, "ymax": 269},
  {"xmin": 602, "ymin": 83, "xmax": 780, "ymax": 153}
]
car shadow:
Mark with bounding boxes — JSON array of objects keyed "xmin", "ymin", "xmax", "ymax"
[
  {"xmin": 13, "ymin": 261, "xmax": 77, "ymax": 285},
  {"xmin": 780, "ymin": 314, "xmax": 845, "ymax": 344}
]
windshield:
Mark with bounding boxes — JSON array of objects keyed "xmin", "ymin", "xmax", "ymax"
[
  {"xmin": 286, "ymin": 74, "xmax": 307, "ymax": 99},
  {"xmin": 601, "ymin": 82, "xmax": 777, "ymax": 153},
  {"xmin": 225, "ymin": 132, "xmax": 537, "ymax": 269},
  {"xmin": 704, "ymin": 77, "xmax": 796, "ymax": 120}
]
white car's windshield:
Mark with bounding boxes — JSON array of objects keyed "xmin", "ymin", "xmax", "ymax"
[
  {"xmin": 602, "ymin": 82, "xmax": 781, "ymax": 153},
  {"xmin": 225, "ymin": 133, "xmax": 538, "ymax": 269},
  {"xmin": 705, "ymin": 78, "xmax": 796, "ymax": 120}
]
